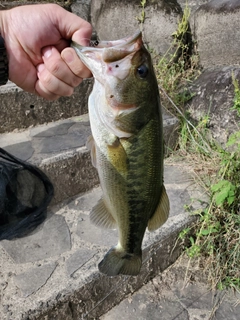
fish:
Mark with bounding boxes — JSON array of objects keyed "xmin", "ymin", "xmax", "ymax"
[{"xmin": 72, "ymin": 31, "xmax": 170, "ymax": 276}]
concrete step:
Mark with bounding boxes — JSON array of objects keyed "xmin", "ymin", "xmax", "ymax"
[
  {"xmin": 100, "ymin": 255, "xmax": 240, "ymax": 320},
  {"xmin": 0, "ymin": 160, "xmax": 208, "ymax": 320},
  {"xmin": 0, "ymin": 113, "xmax": 98, "ymax": 204},
  {"xmin": 0, "ymin": 80, "xmax": 93, "ymax": 134},
  {"xmin": 0, "ymin": 111, "xmax": 179, "ymax": 204}
]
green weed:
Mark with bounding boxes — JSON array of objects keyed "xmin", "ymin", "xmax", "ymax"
[
  {"xmin": 177, "ymin": 94, "xmax": 240, "ymax": 290},
  {"xmin": 155, "ymin": 5, "xmax": 199, "ymax": 113},
  {"xmin": 154, "ymin": 2, "xmax": 240, "ymax": 290},
  {"xmin": 232, "ymin": 72, "xmax": 240, "ymax": 116},
  {"xmin": 136, "ymin": 0, "xmax": 147, "ymax": 28}
]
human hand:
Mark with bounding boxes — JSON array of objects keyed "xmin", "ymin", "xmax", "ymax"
[{"xmin": 0, "ymin": 4, "xmax": 92, "ymax": 100}]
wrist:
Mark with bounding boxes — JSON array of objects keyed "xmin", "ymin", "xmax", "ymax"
[
  {"xmin": 0, "ymin": 35, "xmax": 8, "ymax": 85},
  {"xmin": 0, "ymin": 11, "xmax": 8, "ymax": 85}
]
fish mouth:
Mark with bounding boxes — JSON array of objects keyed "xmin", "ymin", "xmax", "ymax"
[
  {"xmin": 71, "ymin": 31, "xmax": 142, "ymax": 77},
  {"xmin": 89, "ymin": 31, "xmax": 142, "ymax": 49},
  {"xmin": 72, "ymin": 30, "xmax": 142, "ymax": 54}
]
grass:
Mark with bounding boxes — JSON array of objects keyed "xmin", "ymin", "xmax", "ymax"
[
  {"xmin": 155, "ymin": 4, "xmax": 240, "ymax": 291},
  {"xmin": 155, "ymin": 5, "xmax": 200, "ymax": 116},
  {"xmin": 178, "ymin": 124, "xmax": 240, "ymax": 290},
  {"xmin": 136, "ymin": 0, "xmax": 147, "ymax": 27}
]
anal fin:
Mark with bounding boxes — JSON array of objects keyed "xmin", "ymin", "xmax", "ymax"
[
  {"xmin": 148, "ymin": 185, "xmax": 170, "ymax": 231},
  {"xmin": 90, "ymin": 198, "xmax": 117, "ymax": 229}
]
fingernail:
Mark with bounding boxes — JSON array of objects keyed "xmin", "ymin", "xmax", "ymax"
[
  {"xmin": 36, "ymin": 64, "xmax": 44, "ymax": 73},
  {"xmin": 43, "ymin": 47, "xmax": 52, "ymax": 59},
  {"xmin": 62, "ymin": 50, "xmax": 74, "ymax": 63}
]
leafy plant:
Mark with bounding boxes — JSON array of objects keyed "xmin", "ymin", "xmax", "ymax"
[
  {"xmin": 177, "ymin": 95, "xmax": 240, "ymax": 290},
  {"xmin": 155, "ymin": 2, "xmax": 240, "ymax": 290},
  {"xmin": 231, "ymin": 72, "xmax": 240, "ymax": 116},
  {"xmin": 155, "ymin": 4, "xmax": 199, "ymax": 113},
  {"xmin": 136, "ymin": 0, "xmax": 147, "ymax": 26}
]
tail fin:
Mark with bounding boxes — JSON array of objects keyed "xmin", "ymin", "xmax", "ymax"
[{"xmin": 98, "ymin": 247, "xmax": 142, "ymax": 276}]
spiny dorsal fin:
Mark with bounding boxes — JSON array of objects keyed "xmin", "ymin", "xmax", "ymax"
[
  {"xmin": 86, "ymin": 135, "xmax": 97, "ymax": 168},
  {"xmin": 148, "ymin": 185, "xmax": 170, "ymax": 231},
  {"xmin": 90, "ymin": 198, "xmax": 117, "ymax": 229}
]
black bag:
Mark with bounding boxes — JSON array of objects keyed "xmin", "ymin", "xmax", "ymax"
[{"xmin": 0, "ymin": 148, "xmax": 54, "ymax": 240}]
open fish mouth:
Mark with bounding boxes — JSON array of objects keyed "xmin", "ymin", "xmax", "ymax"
[
  {"xmin": 88, "ymin": 31, "xmax": 142, "ymax": 49},
  {"xmin": 71, "ymin": 31, "xmax": 143, "ymax": 78}
]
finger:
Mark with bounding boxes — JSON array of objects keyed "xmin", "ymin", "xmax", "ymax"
[
  {"xmin": 42, "ymin": 46, "xmax": 83, "ymax": 87},
  {"xmin": 35, "ymin": 81, "xmax": 60, "ymax": 101},
  {"xmin": 35, "ymin": 63, "xmax": 77, "ymax": 100},
  {"xmin": 54, "ymin": 5, "xmax": 92, "ymax": 45},
  {"xmin": 61, "ymin": 47, "xmax": 92, "ymax": 79}
]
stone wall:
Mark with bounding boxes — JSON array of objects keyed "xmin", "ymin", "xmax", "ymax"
[
  {"xmin": 1, "ymin": 0, "xmax": 239, "ymax": 143},
  {"xmin": 88, "ymin": 0, "xmax": 239, "ymax": 144}
]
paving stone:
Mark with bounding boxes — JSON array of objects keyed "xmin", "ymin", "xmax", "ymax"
[
  {"xmin": 77, "ymin": 212, "xmax": 118, "ymax": 247},
  {"xmin": 0, "ymin": 115, "xmax": 99, "ymax": 204},
  {"xmin": 215, "ymin": 300, "xmax": 240, "ymax": 320},
  {"xmin": 188, "ymin": 308, "xmax": 211, "ymax": 320},
  {"xmin": 172, "ymin": 281, "xmax": 212, "ymax": 308},
  {"xmin": 1, "ymin": 213, "xmax": 71, "ymax": 263},
  {"xmin": 100, "ymin": 284, "xmax": 185, "ymax": 320},
  {"xmin": 65, "ymin": 248, "xmax": 98, "ymax": 277},
  {"xmin": 70, "ymin": 186, "xmax": 102, "ymax": 213},
  {"xmin": 101, "ymin": 261, "xmax": 240, "ymax": 320},
  {"xmin": 0, "ymin": 162, "xmax": 210, "ymax": 320},
  {"xmin": 14, "ymin": 262, "xmax": 57, "ymax": 297},
  {"xmin": 32, "ymin": 122, "xmax": 91, "ymax": 154},
  {"xmin": 31, "ymin": 121, "xmax": 74, "ymax": 137},
  {"xmin": 74, "ymin": 186, "xmax": 119, "ymax": 247},
  {"xmin": 3, "ymin": 141, "xmax": 34, "ymax": 161}
]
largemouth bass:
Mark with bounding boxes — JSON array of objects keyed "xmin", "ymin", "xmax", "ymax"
[{"xmin": 72, "ymin": 31, "xmax": 169, "ymax": 276}]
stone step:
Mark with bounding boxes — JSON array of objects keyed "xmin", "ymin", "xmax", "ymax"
[
  {"xmin": 0, "ymin": 113, "xmax": 98, "ymax": 205},
  {"xmin": 0, "ymin": 111, "xmax": 179, "ymax": 204},
  {"xmin": 0, "ymin": 160, "xmax": 208, "ymax": 320},
  {"xmin": 100, "ymin": 255, "xmax": 240, "ymax": 320},
  {"xmin": 0, "ymin": 80, "xmax": 93, "ymax": 134}
]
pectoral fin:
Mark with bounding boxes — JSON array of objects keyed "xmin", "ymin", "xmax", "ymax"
[
  {"xmin": 148, "ymin": 185, "xmax": 170, "ymax": 231},
  {"xmin": 86, "ymin": 135, "xmax": 97, "ymax": 168},
  {"xmin": 90, "ymin": 198, "xmax": 117, "ymax": 229}
]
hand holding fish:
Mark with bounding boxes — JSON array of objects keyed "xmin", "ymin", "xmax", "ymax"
[{"xmin": 0, "ymin": 4, "xmax": 92, "ymax": 100}]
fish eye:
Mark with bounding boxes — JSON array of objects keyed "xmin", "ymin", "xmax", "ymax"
[{"xmin": 137, "ymin": 64, "xmax": 148, "ymax": 78}]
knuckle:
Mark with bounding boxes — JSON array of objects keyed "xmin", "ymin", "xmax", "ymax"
[
  {"xmin": 41, "ymin": 71, "xmax": 53, "ymax": 87},
  {"xmin": 48, "ymin": 60, "xmax": 61, "ymax": 76},
  {"xmin": 72, "ymin": 76, "xmax": 82, "ymax": 87},
  {"xmin": 64, "ymin": 87, "xmax": 74, "ymax": 97}
]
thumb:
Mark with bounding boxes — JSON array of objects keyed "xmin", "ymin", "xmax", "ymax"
[{"xmin": 54, "ymin": 6, "xmax": 92, "ymax": 45}]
